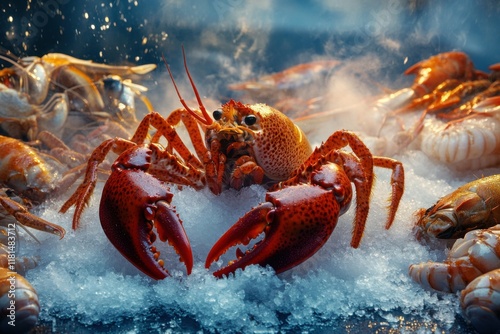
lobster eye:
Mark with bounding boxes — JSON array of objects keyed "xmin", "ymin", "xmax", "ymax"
[
  {"xmin": 213, "ymin": 109, "xmax": 223, "ymax": 120},
  {"xmin": 243, "ymin": 115, "xmax": 257, "ymax": 126}
]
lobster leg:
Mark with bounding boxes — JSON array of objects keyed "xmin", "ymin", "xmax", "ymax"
[
  {"xmin": 0, "ymin": 196, "xmax": 65, "ymax": 238},
  {"xmin": 147, "ymin": 144, "xmax": 205, "ymax": 189},
  {"xmin": 61, "ymin": 111, "xmax": 174, "ymax": 229},
  {"xmin": 372, "ymin": 156, "xmax": 405, "ymax": 229},
  {"xmin": 135, "ymin": 110, "xmax": 205, "ymax": 170},
  {"xmin": 60, "ymin": 138, "xmax": 134, "ymax": 229},
  {"xmin": 278, "ymin": 131, "xmax": 379, "ymax": 248}
]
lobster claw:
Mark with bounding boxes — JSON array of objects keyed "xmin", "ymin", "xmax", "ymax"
[
  {"xmin": 205, "ymin": 184, "xmax": 340, "ymax": 277},
  {"xmin": 100, "ymin": 169, "xmax": 193, "ymax": 280}
]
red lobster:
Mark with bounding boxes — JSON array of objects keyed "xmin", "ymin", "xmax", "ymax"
[{"xmin": 61, "ymin": 49, "xmax": 404, "ymax": 279}]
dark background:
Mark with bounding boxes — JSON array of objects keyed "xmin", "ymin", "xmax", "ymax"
[{"xmin": 2, "ymin": 0, "xmax": 499, "ymax": 98}]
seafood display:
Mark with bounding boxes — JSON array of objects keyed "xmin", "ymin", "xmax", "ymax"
[
  {"xmin": 0, "ymin": 52, "xmax": 158, "ymax": 332},
  {"xmin": 371, "ymin": 51, "xmax": 500, "ymax": 170},
  {"xmin": 0, "ymin": 190, "xmax": 63, "ymax": 334},
  {"xmin": 0, "ymin": 137, "xmax": 67, "ymax": 332},
  {"xmin": 60, "ymin": 49, "xmax": 404, "ymax": 280},
  {"xmin": 403, "ymin": 51, "xmax": 484, "ymax": 97},
  {"xmin": 462, "ymin": 267, "xmax": 500, "ymax": 333},
  {"xmin": 0, "ymin": 221, "xmax": 41, "ymax": 334},
  {"xmin": 2, "ymin": 45, "xmax": 499, "ymax": 332},
  {"xmin": 410, "ymin": 224, "xmax": 500, "ymax": 292},
  {"xmin": 410, "ymin": 225, "xmax": 500, "ymax": 334},
  {"xmin": 0, "ymin": 268, "xmax": 39, "ymax": 334},
  {"xmin": 413, "ymin": 174, "xmax": 500, "ymax": 240},
  {"xmin": 0, "ymin": 52, "xmax": 155, "ymax": 142},
  {"xmin": 0, "ymin": 193, "xmax": 68, "ymax": 334},
  {"xmin": 410, "ymin": 175, "xmax": 500, "ymax": 333},
  {"xmin": 0, "ymin": 135, "xmax": 71, "ymax": 237}
]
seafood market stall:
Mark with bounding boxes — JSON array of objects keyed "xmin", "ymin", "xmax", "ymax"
[{"xmin": 1, "ymin": 0, "xmax": 500, "ymax": 333}]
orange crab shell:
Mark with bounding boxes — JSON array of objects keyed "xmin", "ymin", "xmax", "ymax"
[
  {"xmin": 0, "ymin": 135, "xmax": 55, "ymax": 200},
  {"xmin": 405, "ymin": 51, "xmax": 477, "ymax": 97},
  {"xmin": 217, "ymin": 100, "xmax": 312, "ymax": 181}
]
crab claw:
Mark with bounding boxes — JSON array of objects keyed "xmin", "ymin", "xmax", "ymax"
[
  {"xmin": 100, "ymin": 168, "xmax": 193, "ymax": 280},
  {"xmin": 205, "ymin": 184, "xmax": 340, "ymax": 277}
]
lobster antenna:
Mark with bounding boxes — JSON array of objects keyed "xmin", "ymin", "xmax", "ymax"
[
  {"xmin": 0, "ymin": 54, "xmax": 40, "ymax": 91},
  {"xmin": 181, "ymin": 46, "xmax": 212, "ymax": 125},
  {"xmin": 162, "ymin": 48, "xmax": 213, "ymax": 125}
]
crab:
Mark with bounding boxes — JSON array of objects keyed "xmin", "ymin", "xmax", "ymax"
[{"xmin": 61, "ymin": 49, "xmax": 405, "ymax": 279}]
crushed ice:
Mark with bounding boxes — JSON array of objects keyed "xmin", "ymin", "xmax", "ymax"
[{"xmin": 16, "ymin": 146, "xmax": 489, "ymax": 331}]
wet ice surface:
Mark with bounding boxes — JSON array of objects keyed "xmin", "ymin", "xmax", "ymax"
[{"xmin": 19, "ymin": 138, "xmax": 493, "ymax": 333}]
